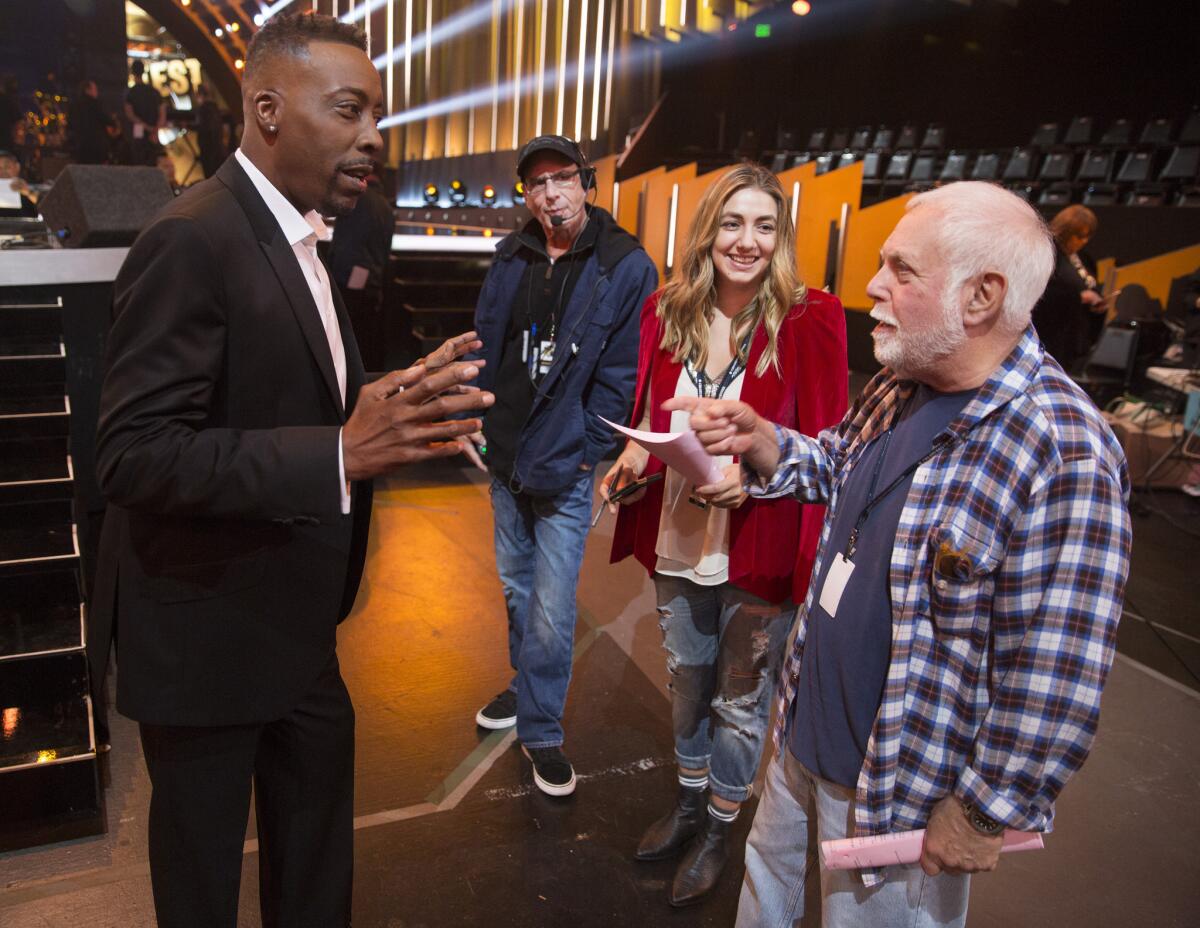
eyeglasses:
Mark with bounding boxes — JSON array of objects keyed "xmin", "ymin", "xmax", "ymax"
[{"xmin": 523, "ymin": 167, "xmax": 581, "ymax": 196}]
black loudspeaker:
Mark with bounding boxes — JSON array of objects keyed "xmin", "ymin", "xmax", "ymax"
[{"xmin": 39, "ymin": 165, "xmax": 174, "ymax": 247}]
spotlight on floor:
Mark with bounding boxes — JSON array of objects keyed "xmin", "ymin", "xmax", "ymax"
[
  {"xmin": 449, "ymin": 179, "xmax": 467, "ymax": 204},
  {"xmin": 423, "ymin": 183, "xmax": 439, "ymax": 204},
  {"xmin": 512, "ymin": 181, "xmax": 525, "ymax": 205},
  {"xmin": 481, "ymin": 184, "xmax": 496, "ymax": 206}
]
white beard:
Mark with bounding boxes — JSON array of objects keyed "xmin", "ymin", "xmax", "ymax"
[{"xmin": 871, "ymin": 296, "xmax": 967, "ymax": 380}]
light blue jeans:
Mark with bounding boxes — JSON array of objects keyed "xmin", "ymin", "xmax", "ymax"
[
  {"xmin": 736, "ymin": 748, "xmax": 970, "ymax": 928},
  {"xmin": 654, "ymin": 574, "xmax": 794, "ymax": 804},
  {"xmin": 490, "ymin": 472, "xmax": 593, "ymax": 749}
]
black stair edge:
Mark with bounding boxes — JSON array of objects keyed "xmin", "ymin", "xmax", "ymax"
[{"xmin": 0, "ymin": 759, "xmax": 103, "ymax": 854}]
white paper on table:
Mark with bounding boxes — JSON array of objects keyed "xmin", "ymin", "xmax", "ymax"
[
  {"xmin": 820, "ymin": 828, "xmax": 1044, "ymax": 871},
  {"xmin": 0, "ymin": 183, "xmax": 21, "ymax": 209},
  {"xmin": 599, "ymin": 416, "xmax": 724, "ymax": 487}
]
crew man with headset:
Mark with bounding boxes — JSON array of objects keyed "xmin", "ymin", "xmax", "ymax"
[{"xmin": 460, "ymin": 135, "xmax": 657, "ymax": 796}]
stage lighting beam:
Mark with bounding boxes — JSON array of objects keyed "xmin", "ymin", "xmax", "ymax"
[
  {"xmin": 555, "ymin": 0, "xmax": 569, "ymax": 136},
  {"xmin": 574, "ymin": 0, "xmax": 588, "ymax": 142},
  {"xmin": 590, "ymin": 0, "xmax": 605, "ymax": 140}
]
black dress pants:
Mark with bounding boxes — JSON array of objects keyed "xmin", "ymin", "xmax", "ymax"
[{"xmin": 139, "ymin": 656, "xmax": 355, "ymax": 928}]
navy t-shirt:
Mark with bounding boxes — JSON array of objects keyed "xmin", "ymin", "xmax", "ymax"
[{"xmin": 787, "ymin": 383, "xmax": 977, "ymax": 787}]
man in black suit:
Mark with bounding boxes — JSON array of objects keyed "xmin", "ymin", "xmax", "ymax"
[{"xmin": 90, "ymin": 13, "xmax": 492, "ymax": 927}]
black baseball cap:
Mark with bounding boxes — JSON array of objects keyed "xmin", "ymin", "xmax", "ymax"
[{"xmin": 516, "ymin": 135, "xmax": 586, "ymax": 179}]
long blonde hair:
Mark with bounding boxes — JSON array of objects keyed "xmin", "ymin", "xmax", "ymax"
[{"xmin": 657, "ymin": 162, "xmax": 805, "ymax": 377}]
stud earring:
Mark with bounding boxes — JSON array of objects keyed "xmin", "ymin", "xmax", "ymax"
[{"xmin": 267, "ymin": 124, "xmax": 277, "ymax": 133}]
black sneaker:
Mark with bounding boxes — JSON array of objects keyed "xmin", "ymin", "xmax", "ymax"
[
  {"xmin": 521, "ymin": 745, "xmax": 577, "ymax": 796},
  {"xmin": 475, "ymin": 690, "xmax": 517, "ymax": 729}
]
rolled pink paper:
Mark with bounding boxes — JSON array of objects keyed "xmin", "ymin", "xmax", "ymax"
[{"xmin": 820, "ymin": 828, "xmax": 1044, "ymax": 870}]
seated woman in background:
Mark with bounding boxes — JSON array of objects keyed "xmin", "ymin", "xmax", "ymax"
[
  {"xmin": 600, "ymin": 163, "xmax": 847, "ymax": 907},
  {"xmin": 1032, "ymin": 204, "xmax": 1106, "ymax": 372}
]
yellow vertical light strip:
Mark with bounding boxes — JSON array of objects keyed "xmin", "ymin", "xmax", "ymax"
[
  {"xmin": 680, "ymin": 0, "xmax": 687, "ymax": 28},
  {"xmin": 665, "ymin": 182, "xmax": 679, "ymax": 272},
  {"xmin": 791, "ymin": 181, "xmax": 800, "ymax": 227},
  {"xmin": 554, "ymin": 0, "xmax": 569, "ymax": 136},
  {"xmin": 513, "ymin": 0, "xmax": 525, "ymax": 149},
  {"xmin": 640, "ymin": 0, "xmax": 647, "ymax": 33},
  {"xmin": 468, "ymin": 106, "xmax": 475, "ymax": 154},
  {"xmin": 604, "ymin": 0, "xmax": 615, "ymax": 131},
  {"xmin": 574, "ymin": 0, "xmax": 588, "ymax": 142},
  {"xmin": 386, "ymin": 0, "xmax": 394, "ymax": 114},
  {"xmin": 365, "ymin": 0, "xmax": 371, "ymax": 54},
  {"xmin": 612, "ymin": 180, "xmax": 620, "ymax": 220},
  {"xmin": 404, "ymin": 0, "xmax": 412, "ymax": 109},
  {"xmin": 589, "ymin": 0, "xmax": 604, "ymax": 140},
  {"xmin": 659, "ymin": 0, "xmax": 666, "ymax": 28},
  {"xmin": 490, "ymin": 0, "xmax": 500, "ymax": 151},
  {"xmin": 535, "ymin": 0, "xmax": 547, "ymax": 136},
  {"xmin": 333, "ymin": 1, "xmax": 339, "ymax": 16}
]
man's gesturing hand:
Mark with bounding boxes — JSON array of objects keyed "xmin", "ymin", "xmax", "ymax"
[
  {"xmin": 919, "ymin": 796, "xmax": 1005, "ymax": 877},
  {"xmin": 660, "ymin": 396, "xmax": 782, "ymax": 478},
  {"xmin": 342, "ymin": 333, "xmax": 494, "ymax": 481}
]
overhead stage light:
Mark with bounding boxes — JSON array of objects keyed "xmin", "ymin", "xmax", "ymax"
[
  {"xmin": 424, "ymin": 183, "xmax": 439, "ymax": 205},
  {"xmin": 481, "ymin": 184, "xmax": 497, "ymax": 206},
  {"xmin": 792, "ymin": 1, "xmax": 812, "ymax": 16},
  {"xmin": 512, "ymin": 181, "xmax": 525, "ymax": 205},
  {"xmin": 449, "ymin": 180, "xmax": 467, "ymax": 204}
]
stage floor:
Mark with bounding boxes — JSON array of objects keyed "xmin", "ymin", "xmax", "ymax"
[{"xmin": 2, "ymin": 461, "xmax": 1197, "ymax": 927}]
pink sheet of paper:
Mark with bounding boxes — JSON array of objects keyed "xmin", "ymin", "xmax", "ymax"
[
  {"xmin": 820, "ymin": 829, "xmax": 1044, "ymax": 871},
  {"xmin": 599, "ymin": 416, "xmax": 724, "ymax": 487}
]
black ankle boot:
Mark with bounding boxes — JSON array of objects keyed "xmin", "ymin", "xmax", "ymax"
[
  {"xmin": 669, "ymin": 812, "xmax": 731, "ymax": 907},
  {"xmin": 634, "ymin": 786, "xmax": 706, "ymax": 861}
]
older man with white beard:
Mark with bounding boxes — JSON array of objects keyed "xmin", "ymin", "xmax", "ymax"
[{"xmin": 665, "ymin": 182, "xmax": 1132, "ymax": 928}]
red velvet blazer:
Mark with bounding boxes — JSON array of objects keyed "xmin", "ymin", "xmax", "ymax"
[{"xmin": 609, "ymin": 288, "xmax": 849, "ymax": 604}]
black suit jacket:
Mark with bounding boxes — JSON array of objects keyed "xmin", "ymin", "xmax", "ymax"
[{"xmin": 90, "ymin": 155, "xmax": 373, "ymax": 726}]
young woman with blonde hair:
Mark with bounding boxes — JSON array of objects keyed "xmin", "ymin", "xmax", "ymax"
[{"xmin": 602, "ymin": 162, "xmax": 847, "ymax": 906}]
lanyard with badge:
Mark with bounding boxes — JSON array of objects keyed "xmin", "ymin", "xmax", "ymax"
[
  {"xmin": 818, "ymin": 396, "xmax": 976, "ymax": 620},
  {"xmin": 680, "ymin": 333, "xmax": 752, "ymax": 509}
]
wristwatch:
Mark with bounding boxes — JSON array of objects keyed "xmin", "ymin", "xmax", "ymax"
[{"xmin": 961, "ymin": 801, "xmax": 1005, "ymax": 836}]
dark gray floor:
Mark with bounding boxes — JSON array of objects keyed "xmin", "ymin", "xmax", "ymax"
[{"xmin": 1, "ymin": 460, "xmax": 1197, "ymax": 927}]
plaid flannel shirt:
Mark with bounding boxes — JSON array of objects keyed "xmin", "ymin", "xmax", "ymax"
[{"xmin": 748, "ymin": 327, "xmax": 1130, "ymax": 885}]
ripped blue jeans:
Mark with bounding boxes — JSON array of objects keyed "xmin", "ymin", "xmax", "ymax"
[{"xmin": 654, "ymin": 574, "xmax": 795, "ymax": 804}]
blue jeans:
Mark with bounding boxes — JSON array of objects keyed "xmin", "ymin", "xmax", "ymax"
[
  {"xmin": 490, "ymin": 472, "xmax": 593, "ymax": 748},
  {"xmin": 736, "ymin": 748, "xmax": 970, "ymax": 928},
  {"xmin": 654, "ymin": 574, "xmax": 794, "ymax": 804}
]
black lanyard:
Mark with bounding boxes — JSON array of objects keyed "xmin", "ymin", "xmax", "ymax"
[
  {"xmin": 844, "ymin": 393, "xmax": 979, "ymax": 560},
  {"xmin": 685, "ymin": 333, "xmax": 752, "ymax": 400}
]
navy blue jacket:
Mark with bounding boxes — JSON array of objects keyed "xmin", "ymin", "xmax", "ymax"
[{"xmin": 473, "ymin": 206, "xmax": 657, "ymax": 494}]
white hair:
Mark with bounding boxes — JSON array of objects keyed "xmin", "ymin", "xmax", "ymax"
[{"xmin": 906, "ymin": 181, "xmax": 1054, "ymax": 336}]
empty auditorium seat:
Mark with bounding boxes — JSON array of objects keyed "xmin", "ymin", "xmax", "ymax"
[
  {"xmin": 861, "ymin": 150, "xmax": 885, "ymax": 181},
  {"xmin": 828, "ymin": 128, "xmax": 850, "ymax": 150},
  {"xmin": 850, "ymin": 126, "xmax": 873, "ymax": 150},
  {"xmin": 1076, "ymin": 149, "xmax": 1114, "ymax": 183},
  {"xmin": 1116, "ymin": 150, "xmax": 1155, "ymax": 184},
  {"xmin": 1038, "ymin": 183, "xmax": 1073, "ymax": 206},
  {"xmin": 920, "ymin": 124, "xmax": 946, "ymax": 151},
  {"xmin": 1160, "ymin": 145, "xmax": 1199, "ymax": 181},
  {"xmin": 1039, "ymin": 151, "xmax": 1074, "ymax": 182},
  {"xmin": 895, "ymin": 124, "xmax": 919, "ymax": 149},
  {"xmin": 939, "ymin": 151, "xmax": 970, "ymax": 182},
  {"xmin": 1139, "ymin": 117, "xmax": 1173, "ymax": 146},
  {"xmin": 807, "ymin": 128, "xmax": 828, "ymax": 150},
  {"xmin": 882, "ymin": 150, "xmax": 914, "ymax": 186},
  {"xmin": 1099, "ymin": 118, "xmax": 1133, "ymax": 146},
  {"xmin": 871, "ymin": 126, "xmax": 894, "ymax": 150},
  {"xmin": 1063, "ymin": 115, "xmax": 1094, "ymax": 146},
  {"xmin": 1030, "ymin": 122, "xmax": 1059, "ymax": 147},
  {"xmin": 1002, "ymin": 147, "xmax": 1036, "ymax": 182},
  {"xmin": 971, "ymin": 152, "xmax": 1002, "ymax": 181}
]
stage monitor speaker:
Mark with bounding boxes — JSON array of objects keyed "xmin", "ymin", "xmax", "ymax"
[{"xmin": 39, "ymin": 165, "xmax": 173, "ymax": 247}]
